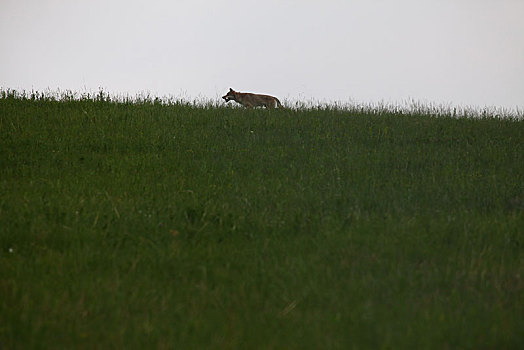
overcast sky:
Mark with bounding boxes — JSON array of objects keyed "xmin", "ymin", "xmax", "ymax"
[{"xmin": 1, "ymin": 0, "xmax": 523, "ymax": 110}]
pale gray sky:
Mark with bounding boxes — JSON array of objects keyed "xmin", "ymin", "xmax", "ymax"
[{"xmin": 1, "ymin": 0, "xmax": 523, "ymax": 109}]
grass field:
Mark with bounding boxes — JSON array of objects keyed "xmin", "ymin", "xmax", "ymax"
[{"xmin": 1, "ymin": 90, "xmax": 523, "ymax": 349}]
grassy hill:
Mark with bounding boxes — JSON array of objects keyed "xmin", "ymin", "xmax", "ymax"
[{"xmin": 1, "ymin": 91, "xmax": 523, "ymax": 348}]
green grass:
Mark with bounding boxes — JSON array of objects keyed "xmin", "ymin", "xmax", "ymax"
[{"xmin": 1, "ymin": 91, "xmax": 523, "ymax": 349}]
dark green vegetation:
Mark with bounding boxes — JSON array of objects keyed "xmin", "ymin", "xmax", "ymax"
[{"xmin": 1, "ymin": 91, "xmax": 523, "ymax": 349}]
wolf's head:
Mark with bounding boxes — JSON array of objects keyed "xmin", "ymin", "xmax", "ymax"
[{"xmin": 222, "ymin": 88, "xmax": 236, "ymax": 103}]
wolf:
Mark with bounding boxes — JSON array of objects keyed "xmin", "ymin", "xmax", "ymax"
[{"xmin": 222, "ymin": 88, "xmax": 283, "ymax": 108}]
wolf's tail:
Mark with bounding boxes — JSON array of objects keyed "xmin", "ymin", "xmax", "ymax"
[{"xmin": 276, "ymin": 98, "xmax": 284, "ymax": 108}]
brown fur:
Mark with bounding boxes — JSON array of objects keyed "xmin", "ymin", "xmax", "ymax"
[{"xmin": 222, "ymin": 88, "xmax": 283, "ymax": 109}]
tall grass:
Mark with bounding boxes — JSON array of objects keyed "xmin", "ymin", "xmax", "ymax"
[{"xmin": 1, "ymin": 90, "xmax": 523, "ymax": 348}]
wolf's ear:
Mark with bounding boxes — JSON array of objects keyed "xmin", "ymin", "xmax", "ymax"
[{"xmin": 229, "ymin": 88, "xmax": 234, "ymax": 92}]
